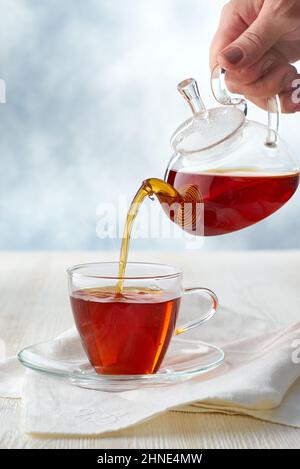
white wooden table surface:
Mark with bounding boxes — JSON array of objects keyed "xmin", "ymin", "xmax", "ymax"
[{"xmin": 1, "ymin": 250, "xmax": 300, "ymax": 449}]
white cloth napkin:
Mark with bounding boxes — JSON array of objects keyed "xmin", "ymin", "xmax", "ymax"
[
  {"xmin": 1, "ymin": 306, "xmax": 300, "ymax": 435},
  {"xmin": 0, "ymin": 357, "xmax": 24, "ymax": 399}
]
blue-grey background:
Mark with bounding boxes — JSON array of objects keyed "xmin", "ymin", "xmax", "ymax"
[{"xmin": 0, "ymin": 0, "xmax": 299, "ymax": 251}]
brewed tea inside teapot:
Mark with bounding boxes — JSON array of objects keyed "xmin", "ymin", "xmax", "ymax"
[{"xmin": 163, "ymin": 68, "xmax": 299, "ymax": 236}]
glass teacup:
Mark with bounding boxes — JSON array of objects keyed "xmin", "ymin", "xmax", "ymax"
[{"xmin": 68, "ymin": 262, "xmax": 218, "ymax": 375}]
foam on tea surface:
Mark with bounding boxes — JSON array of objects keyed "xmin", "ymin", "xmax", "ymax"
[{"xmin": 73, "ymin": 286, "xmax": 171, "ymax": 302}]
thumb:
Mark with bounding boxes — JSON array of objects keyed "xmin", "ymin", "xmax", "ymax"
[{"xmin": 218, "ymin": 14, "xmax": 284, "ymax": 69}]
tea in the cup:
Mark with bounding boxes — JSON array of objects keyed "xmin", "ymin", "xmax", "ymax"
[{"xmin": 71, "ymin": 287, "xmax": 180, "ymax": 375}]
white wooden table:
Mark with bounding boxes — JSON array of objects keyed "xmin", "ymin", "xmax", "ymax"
[{"xmin": 1, "ymin": 251, "xmax": 300, "ymax": 449}]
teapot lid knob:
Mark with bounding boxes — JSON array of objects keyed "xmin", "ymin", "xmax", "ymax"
[
  {"xmin": 172, "ymin": 76, "xmax": 246, "ymax": 154},
  {"xmin": 177, "ymin": 78, "xmax": 206, "ymax": 116}
]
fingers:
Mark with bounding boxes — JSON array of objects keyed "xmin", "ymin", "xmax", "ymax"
[
  {"xmin": 209, "ymin": 2, "xmax": 250, "ymax": 69},
  {"xmin": 226, "ymin": 63, "xmax": 299, "ymax": 99},
  {"xmin": 246, "ymin": 82, "xmax": 300, "ymax": 114},
  {"xmin": 217, "ymin": 11, "xmax": 285, "ymax": 70},
  {"xmin": 209, "ymin": 0, "xmax": 300, "ymax": 113},
  {"xmin": 246, "ymin": 94, "xmax": 295, "ymax": 113},
  {"xmin": 277, "ymin": 39, "xmax": 300, "ymax": 63},
  {"xmin": 224, "ymin": 48, "xmax": 286, "ymax": 86},
  {"xmin": 226, "ymin": 58, "xmax": 300, "ymax": 113}
]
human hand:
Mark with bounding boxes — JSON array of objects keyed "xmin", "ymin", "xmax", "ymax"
[{"xmin": 210, "ymin": 0, "xmax": 300, "ymax": 112}]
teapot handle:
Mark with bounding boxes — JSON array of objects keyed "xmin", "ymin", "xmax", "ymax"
[{"xmin": 211, "ymin": 65, "xmax": 280, "ymax": 147}]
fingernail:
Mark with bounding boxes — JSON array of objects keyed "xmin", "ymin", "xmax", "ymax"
[{"xmin": 222, "ymin": 47, "xmax": 243, "ymax": 65}]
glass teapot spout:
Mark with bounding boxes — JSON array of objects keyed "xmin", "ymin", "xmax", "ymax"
[
  {"xmin": 142, "ymin": 178, "xmax": 203, "ymax": 235},
  {"xmin": 124, "ymin": 178, "xmax": 203, "ymax": 240},
  {"xmin": 142, "ymin": 178, "xmax": 181, "ymax": 205}
]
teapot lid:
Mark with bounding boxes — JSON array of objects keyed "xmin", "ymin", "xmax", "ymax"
[{"xmin": 171, "ymin": 78, "xmax": 245, "ymax": 154}]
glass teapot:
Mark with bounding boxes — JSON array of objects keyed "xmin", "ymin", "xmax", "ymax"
[{"xmin": 147, "ymin": 67, "xmax": 299, "ymax": 236}]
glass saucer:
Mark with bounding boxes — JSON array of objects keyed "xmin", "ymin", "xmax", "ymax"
[{"xmin": 18, "ymin": 337, "xmax": 224, "ymax": 392}]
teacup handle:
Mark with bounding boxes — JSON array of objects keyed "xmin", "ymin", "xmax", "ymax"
[
  {"xmin": 210, "ymin": 64, "xmax": 280, "ymax": 147},
  {"xmin": 175, "ymin": 287, "xmax": 219, "ymax": 335}
]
